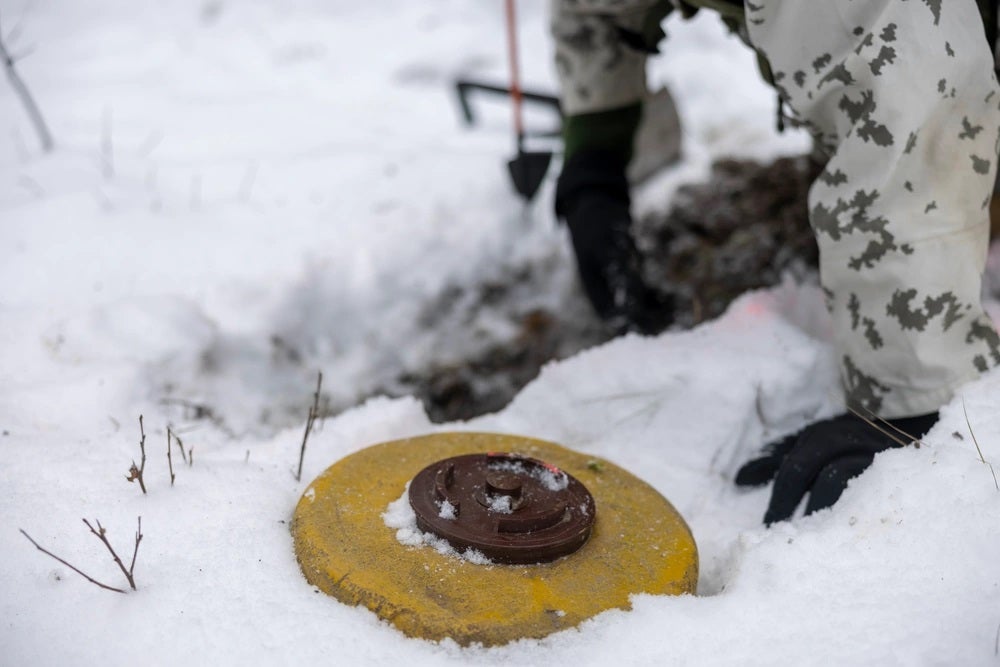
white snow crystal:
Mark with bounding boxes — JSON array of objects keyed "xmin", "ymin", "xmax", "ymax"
[
  {"xmin": 438, "ymin": 499, "xmax": 457, "ymax": 520},
  {"xmin": 492, "ymin": 457, "xmax": 569, "ymax": 492},
  {"xmin": 488, "ymin": 494, "xmax": 514, "ymax": 514},
  {"xmin": 382, "ymin": 486, "xmax": 495, "ymax": 565}
]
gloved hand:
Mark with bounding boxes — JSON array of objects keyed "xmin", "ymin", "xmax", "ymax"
[
  {"xmin": 555, "ymin": 150, "xmax": 673, "ymax": 335},
  {"xmin": 735, "ymin": 411, "xmax": 938, "ymax": 524}
]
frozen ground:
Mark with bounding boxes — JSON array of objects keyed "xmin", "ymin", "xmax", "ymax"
[{"xmin": 2, "ymin": 2, "xmax": 1000, "ymax": 665}]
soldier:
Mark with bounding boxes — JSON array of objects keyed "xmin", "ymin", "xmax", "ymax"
[{"xmin": 551, "ymin": 0, "xmax": 1000, "ymax": 522}]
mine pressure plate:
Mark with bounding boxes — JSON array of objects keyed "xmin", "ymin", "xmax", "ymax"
[
  {"xmin": 408, "ymin": 452, "xmax": 596, "ymax": 564},
  {"xmin": 292, "ymin": 432, "xmax": 697, "ymax": 646}
]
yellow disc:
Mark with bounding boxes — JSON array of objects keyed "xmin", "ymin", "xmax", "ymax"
[{"xmin": 292, "ymin": 432, "xmax": 697, "ymax": 646}]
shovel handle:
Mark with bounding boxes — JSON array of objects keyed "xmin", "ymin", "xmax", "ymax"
[{"xmin": 504, "ymin": 0, "xmax": 525, "ymax": 147}]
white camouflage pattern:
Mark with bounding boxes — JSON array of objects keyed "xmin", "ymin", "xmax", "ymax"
[{"xmin": 552, "ymin": 0, "xmax": 1000, "ymax": 417}]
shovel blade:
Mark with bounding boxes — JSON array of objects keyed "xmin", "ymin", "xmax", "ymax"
[{"xmin": 507, "ymin": 150, "xmax": 552, "ymax": 201}]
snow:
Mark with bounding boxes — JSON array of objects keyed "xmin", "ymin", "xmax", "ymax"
[
  {"xmin": 2, "ymin": 1, "xmax": 1000, "ymax": 665},
  {"xmin": 383, "ymin": 485, "xmax": 491, "ymax": 565},
  {"xmin": 490, "ymin": 457, "xmax": 570, "ymax": 492},
  {"xmin": 438, "ymin": 499, "xmax": 458, "ymax": 521}
]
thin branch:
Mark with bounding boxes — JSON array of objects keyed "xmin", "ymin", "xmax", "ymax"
[
  {"xmin": 0, "ymin": 12, "xmax": 53, "ymax": 152},
  {"xmin": 962, "ymin": 397, "xmax": 999, "ymax": 491},
  {"xmin": 128, "ymin": 517, "xmax": 143, "ymax": 579},
  {"xmin": 295, "ymin": 371, "xmax": 323, "ymax": 482},
  {"xmin": 125, "ymin": 415, "xmax": 147, "ymax": 494},
  {"xmin": 83, "ymin": 518, "xmax": 140, "ymax": 591},
  {"xmin": 173, "ymin": 430, "xmax": 188, "ymax": 464},
  {"xmin": 847, "ymin": 404, "xmax": 920, "ymax": 449},
  {"xmin": 167, "ymin": 427, "xmax": 176, "ymax": 487},
  {"xmin": 19, "ymin": 529, "xmax": 126, "ymax": 594}
]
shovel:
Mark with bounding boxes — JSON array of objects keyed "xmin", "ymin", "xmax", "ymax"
[{"xmin": 504, "ymin": 0, "xmax": 552, "ymax": 201}]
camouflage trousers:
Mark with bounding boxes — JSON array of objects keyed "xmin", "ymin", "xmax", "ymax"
[{"xmin": 552, "ymin": 0, "xmax": 1000, "ymax": 417}]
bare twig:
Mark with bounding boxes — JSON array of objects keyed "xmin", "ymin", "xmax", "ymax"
[
  {"xmin": 19, "ymin": 529, "xmax": 126, "ymax": 594},
  {"xmin": 174, "ymin": 431, "xmax": 189, "ymax": 464},
  {"xmin": 847, "ymin": 404, "xmax": 922, "ymax": 449},
  {"xmin": 962, "ymin": 397, "xmax": 999, "ymax": 491},
  {"xmin": 295, "ymin": 371, "xmax": 323, "ymax": 482},
  {"xmin": 188, "ymin": 446, "xmax": 194, "ymax": 467},
  {"xmin": 128, "ymin": 517, "xmax": 143, "ymax": 581},
  {"xmin": 0, "ymin": 12, "xmax": 53, "ymax": 152},
  {"xmin": 83, "ymin": 517, "xmax": 141, "ymax": 591},
  {"xmin": 167, "ymin": 427, "xmax": 176, "ymax": 487},
  {"xmin": 125, "ymin": 415, "xmax": 148, "ymax": 494}
]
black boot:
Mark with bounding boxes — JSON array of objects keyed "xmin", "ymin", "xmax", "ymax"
[{"xmin": 555, "ymin": 150, "xmax": 671, "ymax": 334}]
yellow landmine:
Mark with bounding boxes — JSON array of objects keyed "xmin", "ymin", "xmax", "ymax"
[{"xmin": 292, "ymin": 432, "xmax": 697, "ymax": 646}]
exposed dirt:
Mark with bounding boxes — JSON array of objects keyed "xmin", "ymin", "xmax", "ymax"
[{"xmin": 393, "ymin": 154, "xmax": 821, "ymax": 422}]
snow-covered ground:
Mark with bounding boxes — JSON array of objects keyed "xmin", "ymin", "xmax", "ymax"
[{"xmin": 2, "ymin": 2, "xmax": 1000, "ymax": 664}]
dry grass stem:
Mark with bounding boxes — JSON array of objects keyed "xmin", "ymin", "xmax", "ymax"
[
  {"xmin": 82, "ymin": 517, "xmax": 142, "ymax": 591},
  {"xmin": 125, "ymin": 415, "xmax": 148, "ymax": 494},
  {"xmin": 847, "ymin": 404, "xmax": 923, "ymax": 449},
  {"xmin": 174, "ymin": 431, "xmax": 189, "ymax": 465},
  {"xmin": 295, "ymin": 371, "xmax": 323, "ymax": 482},
  {"xmin": 167, "ymin": 427, "xmax": 176, "ymax": 486},
  {"xmin": 19, "ymin": 529, "xmax": 126, "ymax": 594},
  {"xmin": 962, "ymin": 397, "xmax": 999, "ymax": 491}
]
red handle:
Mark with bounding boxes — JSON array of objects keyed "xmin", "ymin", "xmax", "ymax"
[{"xmin": 504, "ymin": 0, "xmax": 524, "ymax": 142}]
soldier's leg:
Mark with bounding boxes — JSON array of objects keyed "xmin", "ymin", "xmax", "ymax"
[
  {"xmin": 736, "ymin": 0, "xmax": 1000, "ymax": 522},
  {"xmin": 550, "ymin": 0, "xmax": 673, "ymax": 333},
  {"xmin": 746, "ymin": 0, "xmax": 1000, "ymax": 418}
]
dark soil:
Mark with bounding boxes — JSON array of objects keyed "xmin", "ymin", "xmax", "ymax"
[{"xmin": 396, "ymin": 154, "xmax": 822, "ymax": 422}]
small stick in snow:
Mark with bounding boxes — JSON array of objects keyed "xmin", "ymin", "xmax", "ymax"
[
  {"xmin": 173, "ymin": 431, "xmax": 192, "ymax": 467},
  {"xmin": 167, "ymin": 427, "xmax": 176, "ymax": 487},
  {"xmin": 962, "ymin": 397, "xmax": 999, "ymax": 491},
  {"xmin": 295, "ymin": 371, "xmax": 323, "ymax": 482},
  {"xmin": 125, "ymin": 415, "xmax": 148, "ymax": 494},
  {"xmin": 174, "ymin": 431, "xmax": 189, "ymax": 465},
  {"xmin": 0, "ymin": 12, "xmax": 54, "ymax": 152},
  {"xmin": 19, "ymin": 529, "xmax": 126, "ymax": 594},
  {"xmin": 82, "ymin": 517, "xmax": 142, "ymax": 591},
  {"xmin": 846, "ymin": 404, "xmax": 922, "ymax": 449}
]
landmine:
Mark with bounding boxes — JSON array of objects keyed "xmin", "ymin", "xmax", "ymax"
[{"xmin": 292, "ymin": 432, "xmax": 697, "ymax": 646}]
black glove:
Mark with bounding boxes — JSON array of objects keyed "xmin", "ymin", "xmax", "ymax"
[
  {"xmin": 555, "ymin": 150, "xmax": 673, "ymax": 335},
  {"xmin": 735, "ymin": 411, "xmax": 938, "ymax": 525}
]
